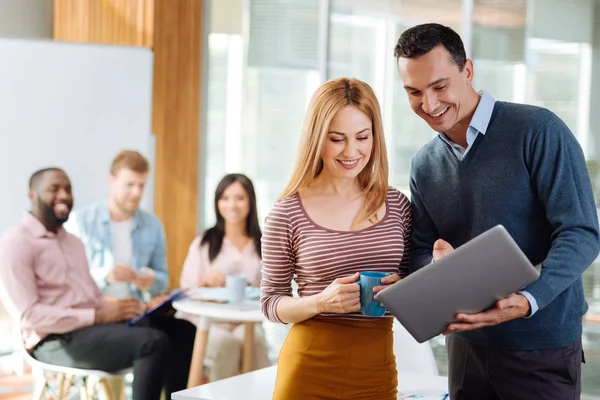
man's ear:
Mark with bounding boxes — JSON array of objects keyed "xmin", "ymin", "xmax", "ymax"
[
  {"xmin": 28, "ymin": 190, "xmax": 35, "ymax": 202},
  {"xmin": 463, "ymin": 58, "xmax": 474, "ymax": 84}
]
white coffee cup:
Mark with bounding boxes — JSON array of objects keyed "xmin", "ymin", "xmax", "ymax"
[{"xmin": 226, "ymin": 275, "xmax": 248, "ymax": 304}]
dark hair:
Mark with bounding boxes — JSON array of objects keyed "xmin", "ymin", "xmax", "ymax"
[
  {"xmin": 29, "ymin": 167, "xmax": 65, "ymax": 190},
  {"xmin": 394, "ymin": 23, "xmax": 467, "ymax": 71},
  {"xmin": 200, "ymin": 174, "xmax": 262, "ymax": 262}
]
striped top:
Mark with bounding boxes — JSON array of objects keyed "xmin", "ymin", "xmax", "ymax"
[{"xmin": 260, "ymin": 187, "xmax": 411, "ymax": 323}]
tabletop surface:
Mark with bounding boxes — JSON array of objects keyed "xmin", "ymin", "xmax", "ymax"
[
  {"xmin": 172, "ymin": 366, "xmax": 448, "ymax": 400},
  {"xmin": 172, "ymin": 297, "xmax": 265, "ymax": 322}
]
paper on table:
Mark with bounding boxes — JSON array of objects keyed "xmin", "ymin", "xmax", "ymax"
[
  {"xmin": 188, "ymin": 287, "xmax": 261, "ymax": 302},
  {"xmin": 209, "ymin": 299, "xmax": 261, "ymax": 311},
  {"xmin": 397, "ymin": 389, "xmax": 449, "ymax": 399}
]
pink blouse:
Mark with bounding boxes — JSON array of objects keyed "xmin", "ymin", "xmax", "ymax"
[
  {"xmin": 0, "ymin": 213, "xmax": 107, "ymax": 349},
  {"xmin": 180, "ymin": 236, "xmax": 262, "ymax": 288}
]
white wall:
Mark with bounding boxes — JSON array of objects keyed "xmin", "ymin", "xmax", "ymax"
[
  {"xmin": 0, "ymin": 0, "xmax": 53, "ymax": 39},
  {"xmin": 0, "ymin": 39, "xmax": 154, "ymax": 234}
]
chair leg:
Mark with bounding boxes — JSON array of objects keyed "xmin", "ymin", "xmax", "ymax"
[
  {"xmin": 57, "ymin": 372, "xmax": 66, "ymax": 399},
  {"xmin": 80, "ymin": 382, "xmax": 89, "ymax": 400},
  {"xmin": 80, "ymin": 375, "xmax": 97, "ymax": 400},
  {"xmin": 31, "ymin": 366, "xmax": 47, "ymax": 398},
  {"xmin": 88, "ymin": 376, "xmax": 99, "ymax": 400},
  {"xmin": 32, "ymin": 375, "xmax": 48, "ymax": 400},
  {"xmin": 62, "ymin": 374, "xmax": 75, "ymax": 397},
  {"xmin": 100, "ymin": 378, "xmax": 115, "ymax": 400},
  {"xmin": 102, "ymin": 376, "xmax": 125, "ymax": 400}
]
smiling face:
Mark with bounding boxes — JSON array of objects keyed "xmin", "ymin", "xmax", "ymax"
[
  {"xmin": 398, "ymin": 45, "xmax": 478, "ymax": 138},
  {"xmin": 108, "ymin": 168, "xmax": 147, "ymax": 216},
  {"xmin": 321, "ymin": 105, "xmax": 373, "ymax": 180},
  {"xmin": 31, "ymin": 170, "xmax": 74, "ymax": 225},
  {"xmin": 217, "ymin": 181, "xmax": 250, "ymax": 225}
]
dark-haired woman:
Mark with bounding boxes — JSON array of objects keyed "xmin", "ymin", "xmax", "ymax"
[{"xmin": 180, "ymin": 173, "xmax": 270, "ymax": 381}]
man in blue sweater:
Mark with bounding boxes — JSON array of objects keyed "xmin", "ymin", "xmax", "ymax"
[{"xmin": 394, "ymin": 23, "xmax": 600, "ymax": 399}]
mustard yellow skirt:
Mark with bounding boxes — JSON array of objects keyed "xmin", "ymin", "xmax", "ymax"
[{"xmin": 273, "ymin": 316, "xmax": 397, "ymax": 400}]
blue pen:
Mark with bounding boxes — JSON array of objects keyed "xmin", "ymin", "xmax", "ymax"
[{"xmin": 441, "ymin": 394, "xmax": 449, "ymax": 400}]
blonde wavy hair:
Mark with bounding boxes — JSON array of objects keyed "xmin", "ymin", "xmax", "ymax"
[{"xmin": 279, "ymin": 77, "xmax": 389, "ymax": 227}]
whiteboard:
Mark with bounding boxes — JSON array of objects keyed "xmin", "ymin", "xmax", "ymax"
[{"xmin": 0, "ymin": 38, "xmax": 154, "ymax": 234}]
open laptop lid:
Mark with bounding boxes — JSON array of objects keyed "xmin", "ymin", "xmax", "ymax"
[{"xmin": 378, "ymin": 225, "xmax": 540, "ymax": 343}]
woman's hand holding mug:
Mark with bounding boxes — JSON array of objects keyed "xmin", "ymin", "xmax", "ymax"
[{"xmin": 315, "ymin": 272, "xmax": 361, "ymax": 314}]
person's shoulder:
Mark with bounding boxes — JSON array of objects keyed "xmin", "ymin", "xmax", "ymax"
[
  {"xmin": 189, "ymin": 235, "xmax": 204, "ymax": 250},
  {"xmin": 266, "ymin": 195, "xmax": 302, "ymax": 226},
  {"xmin": 135, "ymin": 209, "xmax": 164, "ymax": 230},
  {"xmin": 183, "ymin": 235, "xmax": 206, "ymax": 259},
  {"xmin": 0, "ymin": 223, "xmax": 31, "ymax": 249},
  {"xmin": 69, "ymin": 202, "xmax": 108, "ymax": 231},
  {"xmin": 74, "ymin": 202, "xmax": 105, "ymax": 218},
  {"xmin": 386, "ymin": 186, "xmax": 410, "ymax": 214},
  {"xmin": 0, "ymin": 222, "xmax": 38, "ymax": 261},
  {"xmin": 495, "ymin": 101, "xmax": 574, "ymax": 145},
  {"xmin": 387, "ymin": 186, "xmax": 408, "ymax": 201},
  {"xmin": 493, "ymin": 101, "xmax": 558, "ymax": 127},
  {"xmin": 271, "ymin": 195, "xmax": 300, "ymax": 214},
  {"xmin": 62, "ymin": 230, "xmax": 86, "ymax": 249}
]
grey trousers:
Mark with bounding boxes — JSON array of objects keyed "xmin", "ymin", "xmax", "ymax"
[
  {"xmin": 447, "ymin": 334, "xmax": 583, "ymax": 400},
  {"xmin": 33, "ymin": 323, "xmax": 170, "ymax": 400}
]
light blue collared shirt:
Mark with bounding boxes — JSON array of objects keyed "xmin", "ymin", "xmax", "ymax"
[
  {"xmin": 437, "ymin": 91, "xmax": 539, "ymax": 317},
  {"xmin": 438, "ymin": 91, "xmax": 495, "ymax": 159},
  {"xmin": 65, "ymin": 202, "xmax": 169, "ymax": 299}
]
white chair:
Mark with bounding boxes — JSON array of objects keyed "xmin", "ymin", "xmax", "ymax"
[
  {"xmin": 18, "ymin": 339, "xmax": 132, "ymax": 400},
  {"xmin": 0, "ymin": 284, "xmax": 131, "ymax": 399},
  {"xmin": 392, "ymin": 319, "xmax": 439, "ymax": 376}
]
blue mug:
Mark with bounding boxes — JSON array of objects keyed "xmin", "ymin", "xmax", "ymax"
[{"xmin": 358, "ymin": 271, "xmax": 389, "ymax": 317}]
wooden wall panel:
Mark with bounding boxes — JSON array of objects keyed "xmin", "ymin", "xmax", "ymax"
[
  {"xmin": 152, "ymin": 0, "xmax": 203, "ymax": 289},
  {"xmin": 53, "ymin": 0, "xmax": 204, "ymax": 288},
  {"xmin": 54, "ymin": 0, "xmax": 154, "ymax": 47}
]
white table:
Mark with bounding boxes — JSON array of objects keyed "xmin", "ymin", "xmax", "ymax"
[
  {"xmin": 172, "ymin": 298, "xmax": 266, "ymax": 388},
  {"xmin": 172, "ymin": 366, "xmax": 448, "ymax": 400}
]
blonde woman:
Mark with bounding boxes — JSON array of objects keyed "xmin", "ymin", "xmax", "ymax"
[{"xmin": 260, "ymin": 78, "xmax": 412, "ymax": 399}]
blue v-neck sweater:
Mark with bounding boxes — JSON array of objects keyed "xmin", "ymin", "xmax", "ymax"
[{"xmin": 409, "ymin": 101, "xmax": 600, "ymax": 350}]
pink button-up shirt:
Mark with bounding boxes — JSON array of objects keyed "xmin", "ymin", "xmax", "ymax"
[
  {"xmin": 0, "ymin": 213, "xmax": 106, "ymax": 350},
  {"xmin": 179, "ymin": 237, "xmax": 262, "ymax": 289}
]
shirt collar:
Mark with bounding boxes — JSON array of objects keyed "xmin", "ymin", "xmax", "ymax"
[
  {"xmin": 437, "ymin": 91, "xmax": 495, "ymax": 154},
  {"xmin": 99, "ymin": 202, "xmax": 142, "ymax": 229},
  {"xmin": 22, "ymin": 212, "xmax": 66, "ymax": 238},
  {"xmin": 469, "ymin": 90, "xmax": 495, "ymax": 136}
]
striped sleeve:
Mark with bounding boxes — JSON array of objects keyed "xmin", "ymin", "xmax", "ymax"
[
  {"xmin": 398, "ymin": 190, "xmax": 412, "ymax": 278},
  {"xmin": 260, "ymin": 201, "xmax": 295, "ymax": 323}
]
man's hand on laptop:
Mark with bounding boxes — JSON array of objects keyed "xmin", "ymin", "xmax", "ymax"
[
  {"xmin": 94, "ymin": 297, "xmax": 145, "ymax": 324},
  {"xmin": 443, "ymin": 293, "xmax": 531, "ymax": 335},
  {"xmin": 374, "ymin": 273, "xmax": 401, "ymax": 305},
  {"xmin": 432, "ymin": 239, "xmax": 454, "ymax": 262}
]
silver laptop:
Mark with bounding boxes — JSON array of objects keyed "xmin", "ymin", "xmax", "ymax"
[{"xmin": 378, "ymin": 225, "xmax": 541, "ymax": 343}]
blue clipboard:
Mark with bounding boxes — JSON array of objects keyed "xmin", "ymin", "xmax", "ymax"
[{"xmin": 126, "ymin": 289, "xmax": 187, "ymax": 326}]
